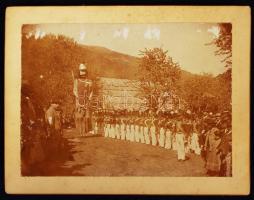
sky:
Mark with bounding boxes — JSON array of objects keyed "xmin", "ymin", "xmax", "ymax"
[{"xmin": 26, "ymin": 23, "xmax": 226, "ymax": 76}]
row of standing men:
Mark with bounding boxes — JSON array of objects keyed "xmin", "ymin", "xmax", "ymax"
[
  {"xmin": 93, "ymin": 114, "xmax": 200, "ymax": 161},
  {"xmin": 89, "ymin": 110, "xmax": 232, "ymax": 176}
]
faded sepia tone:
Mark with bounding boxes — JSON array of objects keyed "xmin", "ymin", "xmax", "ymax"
[
  {"xmin": 5, "ymin": 6, "xmax": 250, "ymax": 194},
  {"xmin": 20, "ymin": 22, "xmax": 232, "ymax": 177}
]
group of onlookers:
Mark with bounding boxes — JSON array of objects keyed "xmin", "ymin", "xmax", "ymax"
[{"xmin": 21, "ymin": 87, "xmax": 67, "ymax": 175}]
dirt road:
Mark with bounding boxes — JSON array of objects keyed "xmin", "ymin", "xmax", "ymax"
[{"xmin": 43, "ymin": 129, "xmax": 207, "ymax": 176}]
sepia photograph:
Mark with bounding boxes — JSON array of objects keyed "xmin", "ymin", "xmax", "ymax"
[
  {"xmin": 21, "ymin": 23, "xmax": 232, "ymax": 177},
  {"xmin": 5, "ymin": 6, "xmax": 250, "ymax": 194}
]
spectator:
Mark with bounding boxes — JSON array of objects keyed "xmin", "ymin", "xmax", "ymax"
[{"xmin": 204, "ymin": 127, "xmax": 222, "ymax": 176}]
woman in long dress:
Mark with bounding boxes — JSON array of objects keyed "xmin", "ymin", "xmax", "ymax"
[
  {"xmin": 164, "ymin": 120, "xmax": 172, "ymax": 149},
  {"xmin": 190, "ymin": 131, "xmax": 201, "ymax": 155},
  {"xmin": 158, "ymin": 117, "xmax": 166, "ymax": 147},
  {"xmin": 175, "ymin": 121, "xmax": 185, "ymax": 161}
]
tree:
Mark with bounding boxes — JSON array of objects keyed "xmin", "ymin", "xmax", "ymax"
[
  {"xmin": 22, "ymin": 29, "xmax": 108, "ymax": 116},
  {"xmin": 206, "ymin": 23, "xmax": 232, "ymax": 111},
  {"xmin": 22, "ymin": 32, "xmax": 81, "ymax": 116},
  {"xmin": 178, "ymin": 69, "xmax": 232, "ymax": 113},
  {"xmin": 214, "ymin": 68, "xmax": 232, "ymax": 111},
  {"xmin": 209, "ymin": 23, "xmax": 232, "ymax": 68},
  {"xmin": 138, "ymin": 48, "xmax": 181, "ymax": 111},
  {"xmin": 178, "ymin": 73, "xmax": 218, "ymax": 113}
]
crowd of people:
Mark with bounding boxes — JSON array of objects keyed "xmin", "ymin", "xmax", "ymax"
[
  {"xmin": 21, "ymin": 91, "xmax": 232, "ymax": 177},
  {"xmin": 21, "ymin": 83, "xmax": 69, "ymax": 175},
  {"xmin": 21, "ymin": 85, "xmax": 232, "ymax": 177},
  {"xmin": 90, "ymin": 109, "xmax": 232, "ymax": 177}
]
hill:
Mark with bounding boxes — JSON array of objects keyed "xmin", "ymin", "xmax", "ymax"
[
  {"xmin": 78, "ymin": 45, "xmax": 140, "ymax": 79},
  {"xmin": 78, "ymin": 44, "xmax": 198, "ymax": 81},
  {"xmin": 22, "ymin": 33, "xmax": 195, "ymax": 81}
]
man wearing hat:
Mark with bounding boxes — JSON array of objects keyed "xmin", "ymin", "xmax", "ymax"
[{"xmin": 73, "ymin": 63, "xmax": 93, "ymax": 136}]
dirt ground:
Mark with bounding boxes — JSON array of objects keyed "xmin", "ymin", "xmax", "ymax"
[{"xmin": 41, "ymin": 129, "xmax": 207, "ymax": 176}]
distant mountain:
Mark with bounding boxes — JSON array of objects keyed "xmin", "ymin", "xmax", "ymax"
[
  {"xmin": 78, "ymin": 45, "xmax": 141, "ymax": 79},
  {"xmin": 75, "ymin": 44, "xmax": 199, "ymax": 82}
]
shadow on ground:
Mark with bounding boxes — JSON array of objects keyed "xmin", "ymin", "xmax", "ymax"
[{"xmin": 22, "ymin": 129, "xmax": 207, "ymax": 177}]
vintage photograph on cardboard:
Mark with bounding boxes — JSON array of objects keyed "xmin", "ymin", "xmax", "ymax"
[
  {"xmin": 21, "ymin": 22, "xmax": 232, "ymax": 177},
  {"xmin": 5, "ymin": 6, "xmax": 250, "ymax": 194}
]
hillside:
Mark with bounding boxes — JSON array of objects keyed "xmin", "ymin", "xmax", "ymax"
[
  {"xmin": 22, "ymin": 34, "xmax": 195, "ymax": 81},
  {"xmin": 79, "ymin": 45, "xmax": 198, "ymax": 81},
  {"xmin": 78, "ymin": 45, "xmax": 140, "ymax": 79}
]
